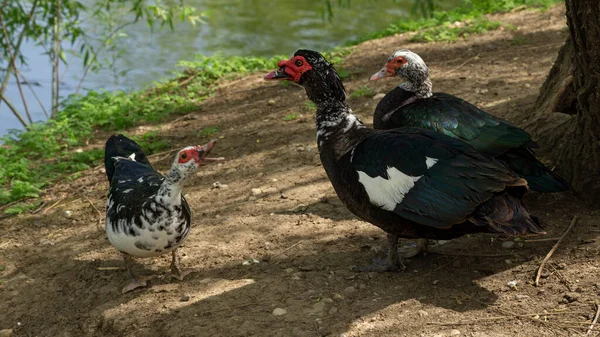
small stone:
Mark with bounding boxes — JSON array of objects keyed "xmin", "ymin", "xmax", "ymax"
[
  {"xmin": 344, "ymin": 286, "xmax": 356, "ymax": 293},
  {"xmin": 525, "ymin": 83, "xmax": 531, "ymax": 88},
  {"xmin": 268, "ymin": 99, "xmax": 276, "ymax": 105},
  {"xmin": 272, "ymin": 178, "xmax": 278, "ymax": 182},
  {"xmin": 313, "ymin": 302, "xmax": 326, "ymax": 312},
  {"xmin": 450, "ymin": 329, "xmax": 461, "ymax": 336},
  {"xmin": 180, "ymin": 293, "xmax": 191, "ymax": 302},
  {"xmin": 504, "ymin": 259, "xmax": 512, "ymax": 265},
  {"xmin": 285, "ymin": 268, "xmax": 294, "ymax": 273},
  {"xmin": 332, "ymin": 293, "xmax": 344, "ymax": 300},
  {"xmin": 248, "ymin": 196, "xmax": 257, "ymax": 201},
  {"xmin": 63, "ymin": 210, "xmax": 73, "ymax": 218},
  {"xmin": 507, "ymin": 280, "xmax": 518, "ymax": 290},
  {"xmin": 417, "ymin": 310, "xmax": 429, "ymax": 317},
  {"xmin": 0, "ymin": 329, "xmax": 13, "ymax": 337},
  {"xmin": 251, "ymin": 188, "xmax": 262, "ymax": 196},
  {"xmin": 501, "ymin": 241, "xmax": 515, "ymax": 249},
  {"xmin": 225, "ymin": 168, "xmax": 237, "ymax": 174},
  {"xmin": 242, "ymin": 258, "xmax": 260, "ymax": 266},
  {"xmin": 290, "ymin": 204, "xmax": 308, "ymax": 213},
  {"xmin": 432, "ymin": 280, "xmax": 439, "ymax": 285},
  {"xmin": 272, "ymin": 308, "xmax": 287, "ymax": 316},
  {"xmin": 329, "ymin": 306, "xmax": 338, "ymax": 314},
  {"xmin": 321, "ymin": 297, "xmax": 334, "ymax": 303},
  {"xmin": 359, "ymin": 283, "xmax": 367, "ymax": 290},
  {"xmin": 373, "ymin": 93, "xmax": 386, "ymax": 100}
]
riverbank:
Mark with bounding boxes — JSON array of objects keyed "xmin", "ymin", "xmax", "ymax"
[
  {"xmin": 0, "ymin": 0, "xmax": 560, "ymax": 209},
  {"xmin": 4, "ymin": 2, "xmax": 600, "ymax": 337}
]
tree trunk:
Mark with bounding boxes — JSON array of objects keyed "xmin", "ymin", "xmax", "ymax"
[{"xmin": 528, "ymin": 0, "xmax": 600, "ymax": 203}]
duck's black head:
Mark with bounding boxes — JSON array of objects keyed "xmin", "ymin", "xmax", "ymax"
[{"xmin": 265, "ymin": 49, "xmax": 346, "ymax": 104}]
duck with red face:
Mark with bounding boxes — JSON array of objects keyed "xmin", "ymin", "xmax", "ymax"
[
  {"xmin": 368, "ymin": 49, "xmax": 570, "ymax": 196},
  {"xmin": 265, "ymin": 50, "xmax": 545, "ymax": 272},
  {"xmin": 104, "ymin": 134, "xmax": 223, "ymax": 293}
]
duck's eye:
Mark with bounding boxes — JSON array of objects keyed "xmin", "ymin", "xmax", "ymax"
[
  {"xmin": 181, "ymin": 153, "xmax": 187, "ymax": 159},
  {"xmin": 295, "ymin": 60, "xmax": 303, "ymax": 67},
  {"xmin": 397, "ymin": 59, "xmax": 403, "ymax": 63}
]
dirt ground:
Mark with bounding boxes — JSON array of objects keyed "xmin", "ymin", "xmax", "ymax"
[{"xmin": 1, "ymin": 4, "xmax": 599, "ymax": 337}]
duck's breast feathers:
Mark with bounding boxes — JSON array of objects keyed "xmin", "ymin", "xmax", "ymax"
[
  {"xmin": 384, "ymin": 93, "xmax": 536, "ymax": 155},
  {"xmin": 350, "ymin": 128, "xmax": 522, "ymax": 229}
]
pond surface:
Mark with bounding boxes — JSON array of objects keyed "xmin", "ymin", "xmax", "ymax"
[{"xmin": 0, "ymin": 0, "xmax": 460, "ymax": 136}]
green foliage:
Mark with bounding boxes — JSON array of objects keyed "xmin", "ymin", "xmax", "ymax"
[
  {"xmin": 304, "ymin": 101, "xmax": 317, "ymax": 112},
  {"xmin": 411, "ymin": 18, "xmax": 502, "ymax": 43},
  {"xmin": 131, "ymin": 132, "xmax": 170, "ymax": 155},
  {"xmin": 198, "ymin": 126, "xmax": 220, "ymax": 137},
  {"xmin": 349, "ymin": 85, "xmax": 375, "ymax": 99},
  {"xmin": 348, "ymin": 0, "xmax": 562, "ymax": 45},
  {"xmin": 4, "ymin": 200, "xmax": 44, "ymax": 215},
  {"xmin": 510, "ymin": 35, "xmax": 529, "ymax": 45},
  {"xmin": 0, "ymin": 52, "xmax": 289, "ymax": 205},
  {"xmin": 283, "ymin": 113, "xmax": 299, "ymax": 121}
]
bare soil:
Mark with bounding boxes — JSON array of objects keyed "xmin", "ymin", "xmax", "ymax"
[{"xmin": 1, "ymin": 5, "xmax": 599, "ymax": 337}]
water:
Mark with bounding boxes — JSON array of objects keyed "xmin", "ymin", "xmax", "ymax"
[{"xmin": 0, "ymin": 0, "xmax": 460, "ymax": 136}]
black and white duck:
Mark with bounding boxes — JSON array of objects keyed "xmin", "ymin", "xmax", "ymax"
[
  {"xmin": 104, "ymin": 134, "xmax": 221, "ymax": 293},
  {"xmin": 265, "ymin": 50, "xmax": 545, "ymax": 272}
]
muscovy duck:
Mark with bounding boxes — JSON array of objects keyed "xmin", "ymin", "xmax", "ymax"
[
  {"xmin": 265, "ymin": 50, "xmax": 545, "ymax": 272},
  {"xmin": 104, "ymin": 134, "xmax": 220, "ymax": 293},
  {"xmin": 369, "ymin": 50, "xmax": 570, "ymax": 193}
]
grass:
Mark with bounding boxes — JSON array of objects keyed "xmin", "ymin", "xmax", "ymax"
[
  {"xmin": 303, "ymin": 101, "xmax": 317, "ymax": 112},
  {"xmin": 0, "ymin": 0, "xmax": 561, "ymax": 210},
  {"xmin": 410, "ymin": 18, "xmax": 503, "ymax": 43},
  {"xmin": 348, "ymin": 0, "xmax": 561, "ymax": 45},
  {"xmin": 198, "ymin": 126, "xmax": 220, "ymax": 137},
  {"xmin": 283, "ymin": 113, "xmax": 299, "ymax": 121},
  {"xmin": 349, "ymin": 85, "xmax": 375, "ymax": 99}
]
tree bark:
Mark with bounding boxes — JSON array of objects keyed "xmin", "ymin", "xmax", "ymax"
[{"xmin": 529, "ymin": 0, "xmax": 600, "ymax": 203}]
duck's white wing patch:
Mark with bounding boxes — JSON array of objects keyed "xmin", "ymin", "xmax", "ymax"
[
  {"xmin": 358, "ymin": 168, "xmax": 422, "ymax": 211},
  {"xmin": 357, "ymin": 157, "xmax": 438, "ymax": 211},
  {"xmin": 425, "ymin": 157, "xmax": 438, "ymax": 168}
]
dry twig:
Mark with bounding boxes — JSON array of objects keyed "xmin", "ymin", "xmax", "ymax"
[
  {"xmin": 444, "ymin": 53, "xmax": 480, "ymax": 75},
  {"xmin": 587, "ymin": 303, "xmax": 600, "ymax": 335},
  {"xmin": 272, "ymin": 240, "xmax": 304, "ymax": 263},
  {"xmin": 535, "ymin": 215, "xmax": 579, "ymax": 286},
  {"xmin": 43, "ymin": 197, "xmax": 67, "ymax": 214}
]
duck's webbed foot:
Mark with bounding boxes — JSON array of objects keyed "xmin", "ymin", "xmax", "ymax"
[
  {"xmin": 398, "ymin": 238, "xmax": 429, "ymax": 258},
  {"xmin": 167, "ymin": 249, "xmax": 195, "ymax": 281},
  {"xmin": 352, "ymin": 233, "xmax": 406, "ymax": 272},
  {"xmin": 121, "ymin": 253, "xmax": 151, "ymax": 294}
]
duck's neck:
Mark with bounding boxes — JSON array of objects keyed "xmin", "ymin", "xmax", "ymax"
[
  {"xmin": 156, "ymin": 168, "xmax": 184, "ymax": 206},
  {"xmin": 315, "ymin": 99, "xmax": 368, "ymax": 154},
  {"xmin": 399, "ymin": 77, "xmax": 433, "ymax": 99}
]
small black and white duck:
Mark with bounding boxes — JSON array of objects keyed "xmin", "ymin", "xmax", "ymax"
[
  {"xmin": 104, "ymin": 134, "xmax": 220, "ymax": 293},
  {"xmin": 265, "ymin": 50, "xmax": 545, "ymax": 272},
  {"xmin": 370, "ymin": 49, "xmax": 570, "ymax": 193}
]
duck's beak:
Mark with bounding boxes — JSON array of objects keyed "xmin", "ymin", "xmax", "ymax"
[
  {"xmin": 197, "ymin": 140, "xmax": 224, "ymax": 164},
  {"xmin": 370, "ymin": 66, "xmax": 394, "ymax": 81},
  {"xmin": 264, "ymin": 66, "xmax": 291, "ymax": 80}
]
